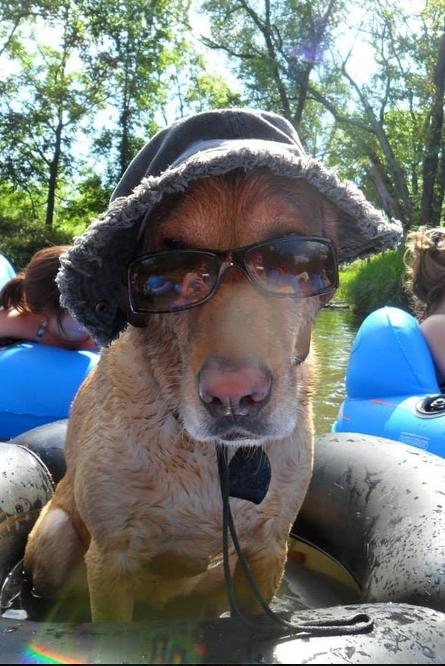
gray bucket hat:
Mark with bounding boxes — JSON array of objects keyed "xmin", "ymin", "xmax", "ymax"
[{"xmin": 57, "ymin": 108, "xmax": 403, "ymax": 346}]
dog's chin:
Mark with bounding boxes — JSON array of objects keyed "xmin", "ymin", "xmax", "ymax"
[
  {"xmin": 211, "ymin": 431, "xmax": 267, "ymax": 447},
  {"xmin": 182, "ymin": 414, "xmax": 296, "ymax": 447}
]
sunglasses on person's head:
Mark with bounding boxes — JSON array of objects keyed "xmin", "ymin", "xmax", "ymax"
[{"xmin": 128, "ymin": 233, "xmax": 339, "ymax": 314}]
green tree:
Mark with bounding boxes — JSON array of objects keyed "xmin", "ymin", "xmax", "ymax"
[
  {"xmin": 0, "ymin": 0, "xmax": 109, "ymax": 228},
  {"xmin": 200, "ymin": 0, "xmax": 445, "ymax": 230},
  {"xmin": 0, "ymin": 0, "xmax": 54, "ymax": 55},
  {"xmin": 0, "ymin": 0, "xmax": 231, "ymax": 231},
  {"xmin": 160, "ymin": 54, "xmax": 243, "ymax": 120},
  {"xmin": 200, "ymin": 0, "xmax": 348, "ymax": 153},
  {"xmin": 419, "ymin": 4, "xmax": 445, "ymax": 227},
  {"xmin": 85, "ymin": 0, "xmax": 221, "ymax": 189},
  {"xmin": 331, "ymin": 0, "xmax": 445, "ymax": 229}
]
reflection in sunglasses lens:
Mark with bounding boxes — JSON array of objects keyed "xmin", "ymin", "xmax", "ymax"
[
  {"xmin": 131, "ymin": 252, "xmax": 217, "ymax": 312},
  {"xmin": 245, "ymin": 239, "xmax": 335, "ymax": 296}
]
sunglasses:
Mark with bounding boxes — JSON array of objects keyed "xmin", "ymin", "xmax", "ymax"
[{"xmin": 128, "ymin": 234, "xmax": 338, "ymax": 314}]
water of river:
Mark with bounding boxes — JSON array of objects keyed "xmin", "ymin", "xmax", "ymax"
[{"xmin": 312, "ymin": 307, "xmax": 361, "ymax": 436}]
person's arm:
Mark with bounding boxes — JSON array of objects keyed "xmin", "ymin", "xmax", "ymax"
[
  {"xmin": 35, "ymin": 323, "xmax": 98, "ymax": 350},
  {"xmin": 420, "ymin": 314, "xmax": 445, "ymax": 383},
  {"xmin": 0, "ymin": 308, "xmax": 99, "ymax": 351}
]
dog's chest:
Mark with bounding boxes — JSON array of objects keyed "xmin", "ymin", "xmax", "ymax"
[
  {"xmin": 123, "ymin": 450, "xmax": 264, "ymax": 538},
  {"xmin": 127, "ymin": 480, "xmax": 269, "ymax": 580},
  {"xmin": 89, "ymin": 443, "xmax": 281, "ymax": 570}
]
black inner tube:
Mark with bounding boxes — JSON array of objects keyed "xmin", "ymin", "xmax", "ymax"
[{"xmin": 293, "ymin": 432, "xmax": 445, "ymax": 612}]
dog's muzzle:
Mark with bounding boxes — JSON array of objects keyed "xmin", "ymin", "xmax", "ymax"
[{"xmin": 198, "ymin": 357, "xmax": 272, "ymax": 420}]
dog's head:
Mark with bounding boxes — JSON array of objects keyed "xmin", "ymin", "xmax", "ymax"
[{"xmin": 123, "ymin": 168, "xmax": 340, "ymax": 445}]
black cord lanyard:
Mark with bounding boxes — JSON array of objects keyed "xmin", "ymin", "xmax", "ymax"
[{"xmin": 216, "ymin": 445, "xmax": 374, "ymax": 638}]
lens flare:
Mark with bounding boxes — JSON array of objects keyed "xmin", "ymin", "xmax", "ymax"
[{"xmin": 21, "ymin": 642, "xmax": 84, "ymax": 664}]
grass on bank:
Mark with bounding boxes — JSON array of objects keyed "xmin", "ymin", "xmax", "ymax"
[{"xmin": 334, "ymin": 249, "xmax": 411, "ymax": 317}]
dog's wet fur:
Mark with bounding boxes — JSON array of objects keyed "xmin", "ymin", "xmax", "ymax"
[{"xmin": 24, "ymin": 169, "xmax": 339, "ymax": 622}]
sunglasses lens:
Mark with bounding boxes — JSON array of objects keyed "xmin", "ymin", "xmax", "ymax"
[
  {"xmin": 129, "ymin": 251, "xmax": 217, "ymax": 313},
  {"xmin": 245, "ymin": 237, "xmax": 338, "ymax": 297}
]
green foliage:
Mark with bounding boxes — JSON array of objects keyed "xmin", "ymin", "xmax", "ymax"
[
  {"xmin": 181, "ymin": 67, "xmax": 243, "ymax": 112},
  {"xmin": 0, "ymin": 182, "xmax": 74, "ymax": 269},
  {"xmin": 202, "ymin": 0, "xmax": 445, "ymax": 230},
  {"xmin": 0, "ymin": 1, "xmax": 112, "ymax": 229},
  {"xmin": 58, "ymin": 172, "xmax": 111, "ymax": 235},
  {"xmin": 0, "ymin": 216, "xmax": 73, "ymax": 271},
  {"xmin": 200, "ymin": 0, "xmax": 348, "ymax": 149},
  {"xmin": 337, "ymin": 250, "xmax": 411, "ymax": 316},
  {"xmin": 0, "ymin": 0, "xmax": 239, "ymax": 229},
  {"xmin": 84, "ymin": 0, "xmax": 191, "ymax": 183}
]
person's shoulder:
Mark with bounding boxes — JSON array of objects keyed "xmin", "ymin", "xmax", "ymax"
[
  {"xmin": 421, "ymin": 313, "xmax": 445, "ymax": 324},
  {"xmin": 420, "ymin": 313, "xmax": 445, "ymax": 337}
]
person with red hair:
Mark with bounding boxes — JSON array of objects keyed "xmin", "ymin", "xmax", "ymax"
[{"xmin": 0, "ymin": 246, "xmax": 98, "ymax": 350}]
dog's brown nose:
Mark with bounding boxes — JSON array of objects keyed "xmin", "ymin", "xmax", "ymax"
[{"xmin": 198, "ymin": 358, "xmax": 272, "ymax": 418}]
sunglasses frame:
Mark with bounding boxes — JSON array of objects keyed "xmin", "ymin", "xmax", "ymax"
[{"xmin": 128, "ymin": 233, "xmax": 339, "ymax": 314}]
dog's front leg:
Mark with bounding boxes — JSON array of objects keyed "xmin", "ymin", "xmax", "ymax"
[
  {"xmin": 24, "ymin": 501, "xmax": 86, "ymax": 598},
  {"xmin": 85, "ymin": 540, "xmax": 134, "ymax": 623},
  {"xmin": 231, "ymin": 545, "xmax": 287, "ymax": 615}
]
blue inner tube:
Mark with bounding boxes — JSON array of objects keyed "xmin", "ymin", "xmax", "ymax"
[
  {"xmin": 333, "ymin": 306, "xmax": 445, "ymax": 457},
  {"xmin": 0, "ymin": 253, "xmax": 15, "ymax": 286},
  {"xmin": 0, "ymin": 342, "xmax": 99, "ymax": 440},
  {"xmin": 0, "ymin": 424, "xmax": 444, "ymax": 663}
]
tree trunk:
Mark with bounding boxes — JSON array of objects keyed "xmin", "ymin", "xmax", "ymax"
[
  {"xmin": 366, "ymin": 162, "xmax": 402, "ymax": 221},
  {"xmin": 45, "ymin": 116, "xmax": 63, "ymax": 229},
  {"xmin": 341, "ymin": 66, "xmax": 414, "ymax": 228},
  {"xmin": 420, "ymin": 28, "xmax": 445, "ymax": 227}
]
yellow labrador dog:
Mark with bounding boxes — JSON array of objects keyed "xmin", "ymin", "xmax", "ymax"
[{"xmin": 24, "ymin": 109, "xmax": 402, "ymax": 623}]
